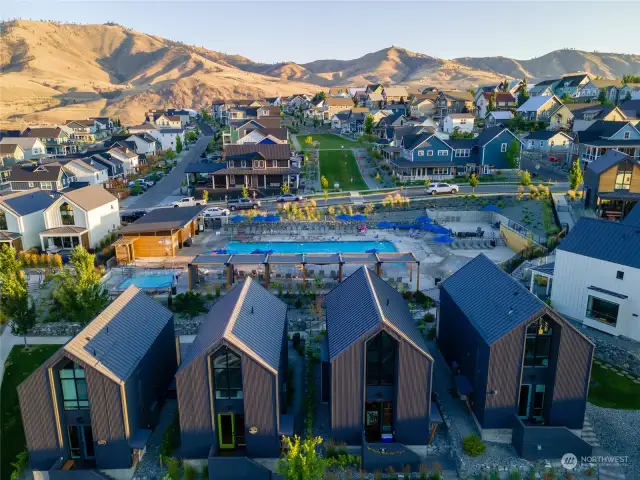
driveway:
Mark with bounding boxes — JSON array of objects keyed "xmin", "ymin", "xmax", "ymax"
[{"xmin": 127, "ymin": 130, "xmax": 212, "ymax": 209}]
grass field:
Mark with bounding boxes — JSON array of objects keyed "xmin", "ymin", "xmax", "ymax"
[
  {"xmin": 1, "ymin": 344, "xmax": 61, "ymax": 480},
  {"xmin": 303, "ymin": 134, "xmax": 361, "ymax": 150},
  {"xmin": 588, "ymin": 362, "xmax": 640, "ymax": 410},
  {"xmin": 319, "ymin": 150, "xmax": 368, "ymax": 191}
]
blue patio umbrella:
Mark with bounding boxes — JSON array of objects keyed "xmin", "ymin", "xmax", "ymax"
[
  {"xmin": 213, "ymin": 249, "xmax": 228, "ymax": 254},
  {"xmin": 376, "ymin": 221, "xmax": 395, "ymax": 229},
  {"xmin": 430, "ymin": 225, "xmax": 451, "ymax": 235},
  {"xmin": 251, "ymin": 249, "xmax": 273, "ymax": 255},
  {"xmin": 433, "ymin": 235, "xmax": 455, "ymax": 244},
  {"xmin": 252, "ymin": 215, "xmax": 267, "ymax": 222},
  {"xmin": 396, "ymin": 224, "xmax": 418, "ymax": 230},
  {"xmin": 416, "ymin": 215, "xmax": 433, "ymax": 223},
  {"xmin": 231, "ymin": 216, "xmax": 247, "ymax": 223},
  {"xmin": 350, "ymin": 214, "xmax": 367, "ymax": 221},
  {"xmin": 365, "ymin": 248, "xmax": 379, "ymax": 254},
  {"xmin": 482, "ymin": 205, "xmax": 500, "ymax": 212},
  {"xmin": 336, "ymin": 214, "xmax": 352, "ymax": 221},
  {"xmin": 264, "ymin": 215, "xmax": 281, "ymax": 222}
]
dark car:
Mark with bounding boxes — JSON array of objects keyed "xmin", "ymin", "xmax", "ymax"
[
  {"xmin": 227, "ymin": 198, "xmax": 261, "ymax": 211},
  {"xmin": 120, "ymin": 210, "xmax": 148, "ymax": 224}
]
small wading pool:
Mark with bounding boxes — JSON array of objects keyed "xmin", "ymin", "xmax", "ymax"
[
  {"xmin": 220, "ymin": 240, "xmax": 397, "ymax": 254},
  {"xmin": 118, "ymin": 272, "xmax": 175, "ymax": 289}
]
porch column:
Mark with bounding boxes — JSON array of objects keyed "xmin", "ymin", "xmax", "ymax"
[
  {"xmin": 225, "ymin": 175, "xmax": 229, "ymax": 189},
  {"xmin": 338, "ymin": 262, "xmax": 343, "ymax": 282},
  {"xmin": 409, "ymin": 263, "xmax": 413, "ymax": 283},
  {"xmin": 302, "ymin": 264, "xmax": 307, "ymax": 289},
  {"xmin": 375, "ymin": 262, "xmax": 382, "ymax": 277},
  {"xmin": 546, "ymin": 277, "xmax": 551, "ymax": 297},
  {"xmin": 416, "ymin": 262, "xmax": 420, "ymax": 292},
  {"xmin": 264, "ymin": 175, "xmax": 267, "ymax": 188},
  {"xmin": 226, "ymin": 264, "xmax": 233, "ymax": 290},
  {"xmin": 529, "ymin": 273, "xmax": 535, "ymax": 293},
  {"xmin": 264, "ymin": 263, "xmax": 270, "ymax": 289}
]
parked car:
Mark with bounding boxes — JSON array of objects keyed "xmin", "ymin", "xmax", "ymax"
[
  {"xmin": 128, "ymin": 179, "xmax": 148, "ymax": 189},
  {"xmin": 120, "ymin": 210, "xmax": 148, "ymax": 224},
  {"xmin": 171, "ymin": 197, "xmax": 205, "ymax": 208},
  {"xmin": 227, "ymin": 198, "xmax": 261, "ymax": 211},
  {"xmin": 276, "ymin": 193, "xmax": 305, "ymax": 203},
  {"xmin": 426, "ymin": 182, "xmax": 459, "ymax": 195},
  {"xmin": 200, "ymin": 206, "xmax": 230, "ymax": 218}
]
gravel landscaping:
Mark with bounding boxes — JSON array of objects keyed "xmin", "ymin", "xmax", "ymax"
[{"xmin": 586, "ymin": 403, "xmax": 640, "ymax": 479}]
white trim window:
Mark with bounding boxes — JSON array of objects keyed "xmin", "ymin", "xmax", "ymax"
[
  {"xmin": 427, "ymin": 150, "xmax": 434, "ymax": 157},
  {"xmin": 540, "ymin": 141, "xmax": 544, "ymax": 147},
  {"xmin": 438, "ymin": 150, "xmax": 448, "ymax": 156},
  {"xmin": 501, "ymin": 143, "xmax": 508, "ymax": 152},
  {"xmin": 40, "ymin": 181, "xmax": 52, "ymax": 190},
  {"xmin": 624, "ymin": 131, "xmax": 631, "ymax": 139},
  {"xmin": 433, "ymin": 167, "xmax": 449, "ymax": 175},
  {"xmin": 418, "ymin": 150, "xmax": 424, "ymax": 156}
]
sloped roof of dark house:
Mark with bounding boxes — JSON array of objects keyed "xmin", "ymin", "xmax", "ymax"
[
  {"xmin": 401, "ymin": 133, "xmax": 431, "ymax": 150},
  {"xmin": 586, "ymin": 149, "xmax": 632, "ymax": 175},
  {"xmin": 223, "ymin": 143, "xmax": 291, "ymax": 160},
  {"xmin": 22, "ymin": 127, "xmax": 66, "ymax": 139},
  {"xmin": 525, "ymin": 130, "xmax": 572, "ymax": 141},
  {"xmin": 325, "ymin": 266, "xmax": 430, "ymax": 360},
  {"xmin": 63, "ymin": 285, "xmax": 173, "ymax": 383},
  {"xmin": 577, "ymin": 121, "xmax": 637, "ymax": 143},
  {"xmin": 557, "ymin": 217, "xmax": 640, "ymax": 269},
  {"xmin": 245, "ymin": 128, "xmax": 288, "ymax": 141},
  {"xmin": 178, "ymin": 278, "xmax": 287, "ymax": 373},
  {"xmin": 622, "ymin": 202, "xmax": 640, "ymax": 226},
  {"xmin": 440, "ymin": 254, "xmax": 546, "ymax": 345},
  {"xmin": 569, "ymin": 105, "xmax": 621, "ymax": 121},
  {"xmin": 620, "ymin": 99, "xmax": 640, "ymax": 118},
  {"xmin": 9, "ymin": 164, "xmax": 64, "ymax": 182},
  {"xmin": 119, "ymin": 206, "xmax": 203, "ymax": 234},
  {"xmin": 0, "ymin": 189, "xmax": 54, "ymax": 216},
  {"xmin": 474, "ymin": 126, "xmax": 520, "ymax": 147}
]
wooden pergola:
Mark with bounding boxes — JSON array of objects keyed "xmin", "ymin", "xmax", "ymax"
[{"xmin": 187, "ymin": 252, "xmax": 421, "ymax": 291}]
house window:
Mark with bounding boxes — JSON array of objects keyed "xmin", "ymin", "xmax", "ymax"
[
  {"xmin": 524, "ymin": 318, "xmax": 552, "ymax": 368},
  {"xmin": 59, "ymin": 363, "xmax": 89, "ymax": 410},
  {"xmin": 0, "ymin": 210, "xmax": 7, "ymax": 230},
  {"xmin": 28, "ymin": 182, "xmax": 35, "ymax": 188},
  {"xmin": 586, "ymin": 296, "xmax": 619, "ymax": 327},
  {"xmin": 418, "ymin": 151, "xmax": 424, "ymax": 156},
  {"xmin": 614, "ymin": 164, "xmax": 633, "ymax": 190},
  {"xmin": 532, "ymin": 385, "xmax": 546, "ymax": 419},
  {"xmin": 60, "ymin": 203, "xmax": 75, "ymax": 225},
  {"xmin": 624, "ymin": 131, "xmax": 631, "ymax": 139},
  {"xmin": 41, "ymin": 182, "xmax": 52, "ymax": 190},
  {"xmin": 241, "ymin": 161, "xmax": 247, "ymax": 168},
  {"xmin": 433, "ymin": 167, "xmax": 449, "ymax": 175},
  {"xmin": 229, "ymin": 175, "xmax": 236, "ymax": 185},
  {"xmin": 501, "ymin": 143, "xmax": 508, "ymax": 152},
  {"xmin": 366, "ymin": 331, "xmax": 395, "ymax": 386},
  {"xmin": 272, "ymin": 160, "xmax": 277, "ymax": 168},
  {"xmin": 438, "ymin": 150, "xmax": 448, "ymax": 156},
  {"xmin": 228, "ymin": 161, "xmax": 234, "ymax": 167},
  {"xmin": 211, "ymin": 346, "xmax": 243, "ymax": 399},
  {"xmin": 616, "ymin": 271, "xmax": 624, "ymax": 280},
  {"xmin": 529, "ymin": 141, "xmax": 534, "ymax": 147},
  {"xmin": 427, "ymin": 150, "xmax": 433, "ymax": 156},
  {"xmin": 550, "ymin": 140, "xmax": 555, "ymax": 146},
  {"xmin": 460, "ymin": 119, "xmax": 467, "ymax": 124}
]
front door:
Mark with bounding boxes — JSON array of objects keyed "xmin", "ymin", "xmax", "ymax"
[
  {"xmin": 218, "ymin": 413, "xmax": 235, "ymax": 449},
  {"xmin": 518, "ymin": 384, "xmax": 532, "ymax": 419},
  {"xmin": 67, "ymin": 426, "xmax": 95, "ymax": 461},
  {"xmin": 365, "ymin": 402, "xmax": 380, "ymax": 442}
]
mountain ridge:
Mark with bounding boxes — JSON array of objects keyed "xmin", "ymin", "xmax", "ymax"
[{"xmin": 1, "ymin": 20, "xmax": 639, "ymax": 127}]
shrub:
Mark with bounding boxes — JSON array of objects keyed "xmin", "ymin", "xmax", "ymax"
[
  {"xmin": 509, "ymin": 470, "xmax": 521, "ymax": 480},
  {"xmin": 166, "ymin": 457, "xmax": 181, "ymax": 480},
  {"xmin": 426, "ymin": 327, "xmax": 436, "ymax": 341},
  {"xmin": 215, "ymin": 284, "xmax": 221, "ymax": 297},
  {"xmin": 184, "ymin": 464, "xmax": 197, "ymax": 480},
  {"xmin": 424, "ymin": 313, "xmax": 435, "ymax": 323},
  {"xmin": 462, "ymin": 434, "xmax": 486, "ymax": 457},
  {"xmin": 172, "ymin": 291, "xmax": 208, "ymax": 319},
  {"xmin": 294, "ymin": 298, "xmax": 303, "ymax": 309},
  {"xmin": 160, "ymin": 411, "xmax": 181, "ymax": 457}
]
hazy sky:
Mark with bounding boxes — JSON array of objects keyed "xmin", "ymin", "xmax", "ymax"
[{"xmin": 3, "ymin": 1, "xmax": 640, "ymax": 63}]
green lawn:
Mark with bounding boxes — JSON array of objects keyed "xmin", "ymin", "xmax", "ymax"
[
  {"xmin": 319, "ymin": 150, "xmax": 368, "ymax": 191},
  {"xmin": 588, "ymin": 362, "xmax": 640, "ymax": 410},
  {"xmin": 302, "ymin": 134, "xmax": 361, "ymax": 150},
  {"xmin": 1, "ymin": 344, "xmax": 61, "ymax": 480}
]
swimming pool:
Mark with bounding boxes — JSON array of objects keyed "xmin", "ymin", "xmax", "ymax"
[
  {"xmin": 118, "ymin": 272, "xmax": 175, "ymax": 289},
  {"xmin": 222, "ymin": 240, "xmax": 396, "ymax": 254}
]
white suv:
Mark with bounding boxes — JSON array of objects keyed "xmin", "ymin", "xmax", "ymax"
[
  {"xmin": 171, "ymin": 197, "xmax": 204, "ymax": 208},
  {"xmin": 426, "ymin": 182, "xmax": 459, "ymax": 195}
]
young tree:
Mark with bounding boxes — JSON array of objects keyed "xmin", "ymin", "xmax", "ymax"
[
  {"xmin": 176, "ymin": 135, "xmax": 183, "ymax": 153},
  {"xmin": 520, "ymin": 169, "xmax": 532, "ymax": 186},
  {"xmin": 468, "ymin": 173, "xmax": 479, "ymax": 193},
  {"xmin": 488, "ymin": 92, "xmax": 497, "ymax": 112},
  {"xmin": 597, "ymin": 88, "xmax": 607, "ymax": 104},
  {"xmin": 568, "ymin": 158, "xmax": 584, "ymax": 191},
  {"xmin": 501, "ymin": 78, "xmax": 508, "ymax": 92},
  {"xmin": 281, "ymin": 183, "xmax": 290, "ymax": 195},
  {"xmin": 505, "ymin": 141, "xmax": 520, "ymax": 169},
  {"xmin": 165, "ymin": 149, "xmax": 177, "ymax": 161},
  {"xmin": 304, "ymin": 136, "xmax": 313, "ymax": 147},
  {"xmin": 517, "ymin": 78, "xmax": 530, "ymax": 107},
  {"xmin": 323, "ymin": 189, "xmax": 329, "ymax": 205},
  {"xmin": 424, "ymin": 176, "xmax": 432, "ymax": 190},
  {"xmin": 241, "ymin": 184, "xmax": 249, "ymax": 199},
  {"xmin": 173, "ymin": 291, "xmax": 208, "ymax": 319},
  {"xmin": 202, "ymin": 190, "xmax": 209, "ymax": 203},
  {"xmin": 277, "ymin": 435, "xmax": 327, "ymax": 480},
  {"xmin": 0, "ymin": 246, "xmax": 36, "ymax": 345},
  {"xmin": 52, "ymin": 246, "xmax": 109, "ymax": 325},
  {"xmin": 320, "ymin": 175, "xmax": 329, "ymax": 191},
  {"xmin": 364, "ymin": 114, "xmax": 375, "ymax": 135}
]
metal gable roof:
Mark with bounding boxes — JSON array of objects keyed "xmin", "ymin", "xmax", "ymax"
[
  {"xmin": 623, "ymin": 202, "xmax": 640, "ymax": 226},
  {"xmin": 440, "ymin": 254, "xmax": 546, "ymax": 345},
  {"xmin": 63, "ymin": 286, "xmax": 173, "ymax": 383},
  {"xmin": 0, "ymin": 189, "xmax": 54, "ymax": 216},
  {"xmin": 586, "ymin": 150, "xmax": 632, "ymax": 175},
  {"xmin": 178, "ymin": 278, "xmax": 287, "ymax": 373},
  {"xmin": 325, "ymin": 267, "xmax": 430, "ymax": 360},
  {"xmin": 558, "ymin": 218, "xmax": 640, "ymax": 269}
]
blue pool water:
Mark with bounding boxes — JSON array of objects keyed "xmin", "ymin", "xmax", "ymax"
[
  {"xmin": 118, "ymin": 272, "xmax": 175, "ymax": 289},
  {"xmin": 223, "ymin": 240, "xmax": 396, "ymax": 254}
]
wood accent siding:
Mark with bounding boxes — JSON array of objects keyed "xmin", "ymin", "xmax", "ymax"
[
  {"xmin": 395, "ymin": 339, "xmax": 431, "ymax": 444},
  {"xmin": 549, "ymin": 320, "xmax": 594, "ymax": 429},
  {"xmin": 485, "ymin": 326, "xmax": 526, "ymax": 429},
  {"xmin": 631, "ymin": 164, "xmax": 640, "ymax": 192},
  {"xmin": 124, "ymin": 232, "xmax": 177, "ymax": 258},
  {"xmin": 598, "ymin": 166, "xmax": 618, "ymax": 192},
  {"xmin": 176, "ymin": 356, "xmax": 214, "ymax": 458},
  {"xmin": 330, "ymin": 342, "xmax": 364, "ymax": 444},
  {"xmin": 242, "ymin": 355, "xmax": 279, "ymax": 457}
]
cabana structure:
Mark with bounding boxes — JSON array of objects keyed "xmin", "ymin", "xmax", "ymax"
[{"xmin": 187, "ymin": 251, "xmax": 421, "ymax": 291}]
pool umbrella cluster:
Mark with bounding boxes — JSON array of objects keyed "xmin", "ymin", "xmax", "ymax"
[
  {"xmin": 336, "ymin": 214, "xmax": 368, "ymax": 221},
  {"xmin": 252, "ymin": 215, "xmax": 267, "ymax": 222},
  {"xmin": 427, "ymin": 224, "xmax": 451, "ymax": 235},
  {"xmin": 482, "ymin": 205, "xmax": 500, "ymax": 212},
  {"xmin": 264, "ymin": 216, "xmax": 281, "ymax": 223},
  {"xmin": 376, "ymin": 221, "xmax": 395, "ymax": 229},
  {"xmin": 251, "ymin": 249, "xmax": 274, "ymax": 255},
  {"xmin": 416, "ymin": 215, "xmax": 433, "ymax": 223},
  {"xmin": 433, "ymin": 235, "xmax": 455, "ymax": 244},
  {"xmin": 231, "ymin": 216, "xmax": 247, "ymax": 223}
]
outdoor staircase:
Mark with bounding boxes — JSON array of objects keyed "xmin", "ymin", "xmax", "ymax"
[
  {"xmin": 580, "ymin": 418, "xmax": 627, "ymax": 480},
  {"xmin": 510, "ymin": 254, "xmax": 555, "ymax": 285}
]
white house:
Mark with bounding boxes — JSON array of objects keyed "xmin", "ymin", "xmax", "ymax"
[
  {"xmin": 155, "ymin": 114, "xmax": 183, "ymax": 129},
  {"xmin": 442, "ymin": 113, "xmax": 474, "ymax": 134},
  {"xmin": 40, "ymin": 185, "xmax": 120, "ymax": 251},
  {"xmin": 0, "ymin": 137, "xmax": 46, "ymax": 160},
  {"xmin": 152, "ymin": 129, "xmax": 185, "ymax": 151},
  {"xmin": 548, "ymin": 218, "xmax": 640, "ymax": 341},
  {"xmin": 0, "ymin": 189, "xmax": 54, "ymax": 250},
  {"xmin": 108, "ymin": 146, "xmax": 140, "ymax": 175},
  {"xmin": 523, "ymin": 131, "xmax": 573, "ymax": 154},
  {"xmin": 126, "ymin": 133, "xmax": 157, "ymax": 156},
  {"xmin": 61, "ymin": 159, "xmax": 108, "ymax": 185}
]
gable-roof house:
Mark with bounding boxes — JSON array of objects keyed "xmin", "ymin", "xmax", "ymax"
[
  {"xmin": 574, "ymin": 120, "xmax": 640, "ymax": 165},
  {"xmin": 0, "ymin": 189, "xmax": 55, "ymax": 250}
]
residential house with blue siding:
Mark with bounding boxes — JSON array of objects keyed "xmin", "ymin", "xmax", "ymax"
[
  {"xmin": 553, "ymin": 74, "xmax": 592, "ymax": 98},
  {"xmin": 438, "ymin": 255, "xmax": 594, "ymax": 459},
  {"xmin": 386, "ymin": 127, "xmax": 521, "ymax": 180},
  {"xmin": 176, "ymin": 278, "xmax": 289, "ymax": 464},
  {"xmin": 574, "ymin": 120, "xmax": 640, "ymax": 167},
  {"xmin": 323, "ymin": 267, "xmax": 434, "ymax": 453},
  {"xmin": 18, "ymin": 286, "xmax": 177, "ymax": 475}
]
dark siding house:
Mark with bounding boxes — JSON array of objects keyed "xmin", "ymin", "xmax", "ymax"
[
  {"xmin": 18, "ymin": 286, "xmax": 176, "ymax": 473},
  {"xmin": 176, "ymin": 278, "xmax": 288, "ymax": 463},
  {"xmin": 324, "ymin": 267, "xmax": 434, "ymax": 446},
  {"xmin": 438, "ymin": 254, "xmax": 594, "ymax": 459}
]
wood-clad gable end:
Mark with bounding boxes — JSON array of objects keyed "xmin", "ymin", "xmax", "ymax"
[
  {"xmin": 598, "ymin": 163, "xmax": 640, "ymax": 193},
  {"xmin": 395, "ymin": 339, "xmax": 431, "ymax": 444},
  {"xmin": 330, "ymin": 341, "xmax": 364, "ymax": 444},
  {"xmin": 631, "ymin": 164, "xmax": 640, "ymax": 192},
  {"xmin": 549, "ymin": 319, "xmax": 594, "ymax": 429}
]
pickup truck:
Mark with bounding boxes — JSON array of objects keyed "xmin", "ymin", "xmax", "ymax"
[
  {"xmin": 171, "ymin": 197, "xmax": 205, "ymax": 208},
  {"xmin": 227, "ymin": 198, "xmax": 261, "ymax": 211}
]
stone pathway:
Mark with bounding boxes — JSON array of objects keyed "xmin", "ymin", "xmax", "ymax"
[{"xmin": 133, "ymin": 399, "xmax": 178, "ymax": 480}]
